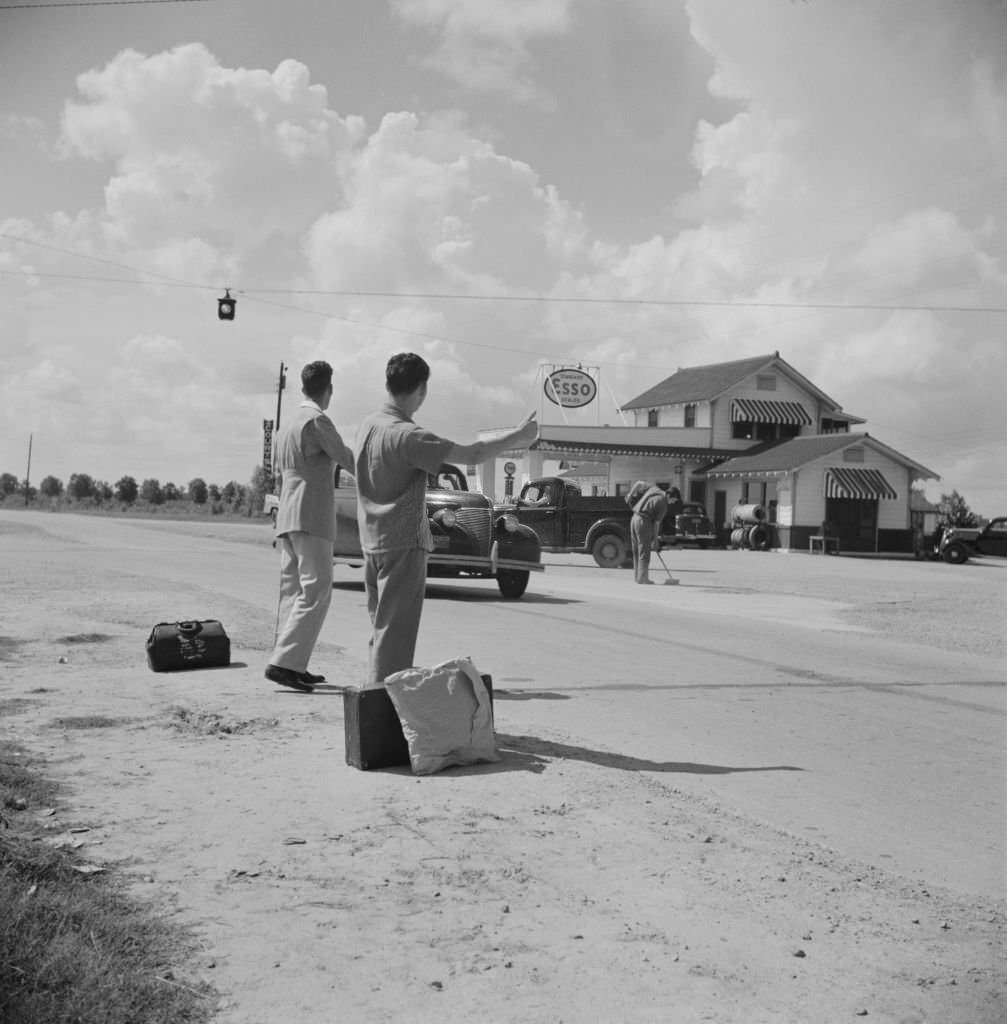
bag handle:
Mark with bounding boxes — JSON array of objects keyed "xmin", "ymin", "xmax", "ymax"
[{"xmin": 177, "ymin": 621, "xmax": 202, "ymax": 636}]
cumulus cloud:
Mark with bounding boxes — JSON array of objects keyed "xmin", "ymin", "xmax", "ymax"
[
  {"xmin": 393, "ymin": 0, "xmax": 576, "ymax": 102},
  {"xmin": 60, "ymin": 44, "xmax": 364, "ymax": 264},
  {"xmin": 304, "ymin": 110, "xmax": 589, "ymax": 294},
  {"xmin": 3, "ymin": 3, "xmax": 1004, "ymax": 509}
]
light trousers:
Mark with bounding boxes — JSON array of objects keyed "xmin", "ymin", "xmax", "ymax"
[
  {"xmin": 364, "ymin": 547, "xmax": 428, "ymax": 684},
  {"xmin": 271, "ymin": 531, "xmax": 333, "ymax": 672}
]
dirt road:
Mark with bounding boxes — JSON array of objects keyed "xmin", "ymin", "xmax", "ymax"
[{"xmin": 1, "ymin": 511, "xmax": 1003, "ymax": 1023}]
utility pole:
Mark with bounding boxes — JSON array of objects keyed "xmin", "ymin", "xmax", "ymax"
[
  {"xmin": 24, "ymin": 433, "xmax": 32, "ymax": 506},
  {"xmin": 271, "ymin": 363, "xmax": 287, "ymax": 493},
  {"xmin": 275, "ymin": 362, "xmax": 287, "ymax": 432}
]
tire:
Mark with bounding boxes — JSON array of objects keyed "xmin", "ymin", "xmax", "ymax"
[
  {"xmin": 592, "ymin": 532, "xmax": 627, "ymax": 569},
  {"xmin": 942, "ymin": 542, "xmax": 969, "ymax": 565},
  {"xmin": 496, "ymin": 569, "xmax": 529, "ymax": 599}
]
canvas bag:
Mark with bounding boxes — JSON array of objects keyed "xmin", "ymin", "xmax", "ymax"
[{"xmin": 383, "ymin": 657, "xmax": 498, "ymax": 775}]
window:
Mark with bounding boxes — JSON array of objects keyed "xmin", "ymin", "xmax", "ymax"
[
  {"xmin": 843, "ymin": 447, "xmax": 865, "ymax": 463},
  {"xmin": 756, "ymin": 374, "xmax": 777, "ymax": 391},
  {"xmin": 647, "ymin": 409, "xmax": 659, "ymax": 427},
  {"xmin": 689, "ymin": 479, "xmax": 706, "ymax": 503},
  {"xmin": 684, "ymin": 403, "xmax": 696, "ymax": 428},
  {"xmin": 740, "ymin": 481, "xmax": 750, "ymax": 503},
  {"xmin": 732, "ymin": 420, "xmax": 753, "ymax": 440}
]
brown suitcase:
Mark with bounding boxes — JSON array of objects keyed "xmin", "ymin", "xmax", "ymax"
[{"xmin": 343, "ymin": 674, "xmax": 493, "ymax": 770}]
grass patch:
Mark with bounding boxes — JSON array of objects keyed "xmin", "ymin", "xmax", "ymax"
[
  {"xmin": 167, "ymin": 706, "xmax": 277, "ymax": 737},
  {"xmin": 0, "ymin": 740, "xmax": 215, "ymax": 1024},
  {"xmin": 57, "ymin": 634, "xmax": 114, "ymax": 645},
  {"xmin": 1, "ymin": 747, "xmax": 60, "ymax": 814},
  {"xmin": 48, "ymin": 716, "xmax": 135, "ymax": 731}
]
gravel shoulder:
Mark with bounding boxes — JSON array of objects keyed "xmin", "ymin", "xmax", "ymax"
[{"xmin": 1, "ymin": 512, "xmax": 1004, "ymax": 1024}]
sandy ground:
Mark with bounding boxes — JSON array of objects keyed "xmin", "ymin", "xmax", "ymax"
[{"xmin": 1, "ymin": 512, "xmax": 1004, "ymax": 1024}]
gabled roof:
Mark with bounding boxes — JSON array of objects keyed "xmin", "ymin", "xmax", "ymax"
[
  {"xmin": 621, "ymin": 352, "xmax": 844, "ymax": 412},
  {"xmin": 706, "ymin": 433, "xmax": 939, "ymax": 479}
]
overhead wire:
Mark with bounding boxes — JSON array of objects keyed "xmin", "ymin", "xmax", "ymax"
[{"xmin": 0, "ymin": 1, "xmax": 212, "ymax": 9}]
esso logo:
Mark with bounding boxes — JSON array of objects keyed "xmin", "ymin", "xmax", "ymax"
[{"xmin": 544, "ymin": 368, "xmax": 597, "ymax": 408}]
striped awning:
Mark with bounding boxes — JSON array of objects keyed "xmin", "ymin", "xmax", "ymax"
[
  {"xmin": 730, "ymin": 398, "xmax": 812, "ymax": 425},
  {"xmin": 824, "ymin": 467, "xmax": 897, "ymax": 500}
]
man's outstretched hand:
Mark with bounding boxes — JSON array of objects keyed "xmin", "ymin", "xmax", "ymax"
[{"xmin": 514, "ymin": 411, "xmax": 538, "ymax": 446}]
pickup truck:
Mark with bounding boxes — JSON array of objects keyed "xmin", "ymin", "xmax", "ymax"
[
  {"xmin": 331, "ymin": 463, "xmax": 543, "ymax": 598},
  {"xmin": 504, "ymin": 477, "xmax": 637, "ymax": 568},
  {"xmin": 938, "ymin": 517, "xmax": 1007, "ymax": 564}
]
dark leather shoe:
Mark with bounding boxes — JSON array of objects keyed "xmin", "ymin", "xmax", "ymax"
[
  {"xmin": 301, "ymin": 669, "xmax": 326, "ymax": 684},
  {"xmin": 265, "ymin": 664, "xmax": 314, "ymax": 693}
]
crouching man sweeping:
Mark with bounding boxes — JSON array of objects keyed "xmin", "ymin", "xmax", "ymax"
[{"xmin": 626, "ymin": 480, "xmax": 669, "ymax": 584}]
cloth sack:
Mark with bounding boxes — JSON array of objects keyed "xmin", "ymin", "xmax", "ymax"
[{"xmin": 383, "ymin": 657, "xmax": 498, "ymax": 775}]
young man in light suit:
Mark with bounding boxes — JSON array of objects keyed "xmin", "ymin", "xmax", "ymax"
[
  {"xmin": 266, "ymin": 361, "xmax": 353, "ymax": 693},
  {"xmin": 354, "ymin": 352, "xmax": 537, "ymax": 684}
]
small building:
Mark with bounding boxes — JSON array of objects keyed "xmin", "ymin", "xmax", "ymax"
[
  {"xmin": 704, "ymin": 433, "xmax": 938, "ymax": 553},
  {"xmin": 479, "ymin": 351, "xmax": 938, "ymax": 552}
]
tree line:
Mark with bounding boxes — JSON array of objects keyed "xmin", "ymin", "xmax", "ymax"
[{"xmin": 0, "ymin": 466, "xmax": 272, "ymax": 516}]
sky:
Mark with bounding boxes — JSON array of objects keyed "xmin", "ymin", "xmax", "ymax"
[{"xmin": 1, "ymin": 0, "xmax": 1004, "ymax": 513}]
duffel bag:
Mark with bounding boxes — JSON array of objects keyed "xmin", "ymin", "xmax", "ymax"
[{"xmin": 146, "ymin": 619, "xmax": 231, "ymax": 672}]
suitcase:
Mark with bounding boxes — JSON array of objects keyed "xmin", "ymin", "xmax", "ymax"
[
  {"xmin": 344, "ymin": 674, "xmax": 493, "ymax": 770},
  {"xmin": 146, "ymin": 620, "xmax": 231, "ymax": 672}
]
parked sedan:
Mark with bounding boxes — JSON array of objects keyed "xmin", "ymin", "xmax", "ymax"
[
  {"xmin": 661, "ymin": 502, "xmax": 717, "ymax": 548},
  {"xmin": 332, "ymin": 463, "xmax": 544, "ymax": 598}
]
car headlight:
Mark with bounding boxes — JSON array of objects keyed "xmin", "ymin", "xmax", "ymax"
[
  {"xmin": 432, "ymin": 508, "xmax": 457, "ymax": 528},
  {"xmin": 496, "ymin": 513, "xmax": 519, "ymax": 533}
]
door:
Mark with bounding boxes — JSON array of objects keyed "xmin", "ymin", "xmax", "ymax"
[
  {"xmin": 515, "ymin": 480, "xmax": 564, "ymax": 548},
  {"xmin": 825, "ymin": 498, "xmax": 877, "ymax": 552}
]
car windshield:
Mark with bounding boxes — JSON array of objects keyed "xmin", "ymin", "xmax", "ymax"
[{"xmin": 429, "ymin": 468, "xmax": 466, "ymax": 491}]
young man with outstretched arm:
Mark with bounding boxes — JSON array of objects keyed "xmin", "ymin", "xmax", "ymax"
[{"xmin": 355, "ymin": 352, "xmax": 537, "ymax": 684}]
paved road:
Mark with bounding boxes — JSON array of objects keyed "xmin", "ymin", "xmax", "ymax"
[{"xmin": 11, "ymin": 511, "xmax": 1005, "ymax": 901}]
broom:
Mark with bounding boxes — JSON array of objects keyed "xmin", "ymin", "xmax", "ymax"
[{"xmin": 654, "ymin": 548, "xmax": 679, "ymax": 585}]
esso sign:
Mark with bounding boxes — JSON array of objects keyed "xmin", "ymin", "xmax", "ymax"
[{"xmin": 544, "ymin": 368, "xmax": 597, "ymax": 408}]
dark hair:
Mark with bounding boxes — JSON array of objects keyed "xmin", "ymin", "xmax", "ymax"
[
  {"xmin": 385, "ymin": 352, "xmax": 430, "ymax": 396},
  {"xmin": 301, "ymin": 361, "xmax": 333, "ymax": 401}
]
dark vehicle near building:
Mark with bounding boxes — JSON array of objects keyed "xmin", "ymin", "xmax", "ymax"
[
  {"xmin": 666, "ymin": 502, "xmax": 717, "ymax": 548},
  {"xmin": 332, "ymin": 464, "xmax": 543, "ymax": 598},
  {"xmin": 938, "ymin": 517, "xmax": 1007, "ymax": 564},
  {"xmin": 506, "ymin": 477, "xmax": 717, "ymax": 567},
  {"xmin": 507, "ymin": 477, "xmax": 635, "ymax": 568}
]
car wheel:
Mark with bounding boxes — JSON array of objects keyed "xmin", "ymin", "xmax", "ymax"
[
  {"xmin": 592, "ymin": 532, "xmax": 627, "ymax": 569},
  {"xmin": 942, "ymin": 542, "xmax": 969, "ymax": 565},
  {"xmin": 496, "ymin": 569, "xmax": 529, "ymax": 599}
]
